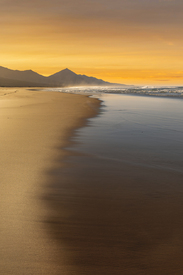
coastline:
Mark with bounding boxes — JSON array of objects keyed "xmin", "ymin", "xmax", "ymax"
[
  {"xmin": 0, "ymin": 87, "xmax": 101, "ymax": 275},
  {"xmin": 44, "ymin": 91, "xmax": 183, "ymax": 275},
  {"xmin": 1, "ymin": 88, "xmax": 183, "ymax": 274}
]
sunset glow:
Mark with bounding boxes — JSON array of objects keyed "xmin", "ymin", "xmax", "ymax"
[{"xmin": 1, "ymin": 0, "xmax": 183, "ymax": 85}]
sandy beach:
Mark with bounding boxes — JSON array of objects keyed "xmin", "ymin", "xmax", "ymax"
[
  {"xmin": 43, "ymin": 93, "xmax": 183, "ymax": 275},
  {"xmin": 0, "ymin": 88, "xmax": 100, "ymax": 275},
  {"xmin": 1, "ymin": 0, "xmax": 183, "ymax": 273},
  {"xmin": 1, "ymin": 88, "xmax": 183, "ymax": 275}
]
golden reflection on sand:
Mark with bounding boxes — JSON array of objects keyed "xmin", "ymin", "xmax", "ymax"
[{"xmin": 0, "ymin": 88, "xmax": 99, "ymax": 275}]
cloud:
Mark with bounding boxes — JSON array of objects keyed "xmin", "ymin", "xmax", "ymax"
[
  {"xmin": 1, "ymin": 0, "xmax": 183, "ymax": 84},
  {"xmin": 1, "ymin": 0, "xmax": 183, "ymax": 39},
  {"xmin": 1, "ymin": 0, "xmax": 183, "ymax": 23}
]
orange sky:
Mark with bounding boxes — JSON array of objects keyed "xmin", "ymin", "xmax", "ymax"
[{"xmin": 1, "ymin": 0, "xmax": 183, "ymax": 85}]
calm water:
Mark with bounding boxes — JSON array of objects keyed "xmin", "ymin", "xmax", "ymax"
[
  {"xmin": 47, "ymin": 91, "xmax": 183, "ymax": 274},
  {"xmin": 69, "ymin": 94, "xmax": 183, "ymax": 173}
]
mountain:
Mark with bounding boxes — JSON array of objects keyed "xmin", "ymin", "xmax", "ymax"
[
  {"xmin": 0, "ymin": 66, "xmax": 47, "ymax": 85},
  {"xmin": 0, "ymin": 76, "xmax": 48, "ymax": 87},
  {"xmin": 47, "ymin": 68, "xmax": 79, "ymax": 86},
  {"xmin": 47, "ymin": 68, "xmax": 113, "ymax": 86},
  {"xmin": 0, "ymin": 66, "xmax": 125, "ymax": 87}
]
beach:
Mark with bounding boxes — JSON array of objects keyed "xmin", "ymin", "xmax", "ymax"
[
  {"xmin": 44, "ymin": 92, "xmax": 183, "ymax": 274},
  {"xmin": 0, "ymin": 88, "xmax": 100, "ymax": 274},
  {"xmin": 1, "ymin": 88, "xmax": 183, "ymax": 275}
]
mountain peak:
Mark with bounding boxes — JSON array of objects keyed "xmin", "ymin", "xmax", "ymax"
[
  {"xmin": 48, "ymin": 68, "xmax": 77, "ymax": 80},
  {"xmin": 0, "ymin": 65, "xmax": 124, "ymax": 87},
  {"xmin": 61, "ymin": 68, "xmax": 76, "ymax": 74},
  {"xmin": 63, "ymin": 68, "xmax": 71, "ymax": 72}
]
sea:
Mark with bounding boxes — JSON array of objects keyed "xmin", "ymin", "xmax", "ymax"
[
  {"xmin": 46, "ymin": 86, "xmax": 183, "ymax": 274},
  {"xmin": 48, "ymin": 85, "xmax": 183, "ymax": 173}
]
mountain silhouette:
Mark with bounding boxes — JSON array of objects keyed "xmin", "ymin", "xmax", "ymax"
[
  {"xmin": 0, "ymin": 66, "xmax": 125, "ymax": 87},
  {"xmin": 0, "ymin": 76, "xmax": 48, "ymax": 87},
  {"xmin": 47, "ymin": 68, "xmax": 80, "ymax": 86},
  {"xmin": 0, "ymin": 66, "xmax": 47, "ymax": 86}
]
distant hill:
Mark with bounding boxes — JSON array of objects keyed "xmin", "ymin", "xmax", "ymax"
[
  {"xmin": 0, "ymin": 76, "xmax": 48, "ymax": 87},
  {"xmin": 47, "ymin": 68, "xmax": 114, "ymax": 87},
  {"xmin": 0, "ymin": 66, "xmax": 125, "ymax": 87},
  {"xmin": 0, "ymin": 66, "xmax": 47, "ymax": 86}
]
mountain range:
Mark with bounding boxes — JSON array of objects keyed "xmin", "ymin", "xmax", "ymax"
[{"xmin": 0, "ymin": 66, "xmax": 124, "ymax": 87}]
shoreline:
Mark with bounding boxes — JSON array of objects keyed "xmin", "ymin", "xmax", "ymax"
[
  {"xmin": 0, "ymin": 88, "xmax": 101, "ymax": 275},
  {"xmin": 2, "ymin": 87, "xmax": 183, "ymax": 274},
  {"xmin": 42, "ymin": 86, "xmax": 183, "ymax": 99},
  {"xmin": 44, "ymin": 91, "xmax": 183, "ymax": 275}
]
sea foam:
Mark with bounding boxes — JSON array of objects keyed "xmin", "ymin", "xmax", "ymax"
[{"xmin": 47, "ymin": 86, "xmax": 183, "ymax": 97}]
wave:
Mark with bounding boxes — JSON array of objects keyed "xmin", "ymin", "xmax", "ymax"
[{"xmin": 47, "ymin": 86, "xmax": 183, "ymax": 97}]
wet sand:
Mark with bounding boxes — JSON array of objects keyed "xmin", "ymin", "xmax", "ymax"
[
  {"xmin": 0, "ymin": 88, "xmax": 100, "ymax": 275},
  {"xmin": 1, "ymin": 88, "xmax": 183, "ymax": 275},
  {"xmin": 46, "ymin": 156, "xmax": 183, "ymax": 275},
  {"xmin": 44, "ymin": 94, "xmax": 183, "ymax": 275}
]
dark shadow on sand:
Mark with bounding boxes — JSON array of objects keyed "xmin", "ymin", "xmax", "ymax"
[{"xmin": 42, "ymin": 151, "xmax": 183, "ymax": 275}]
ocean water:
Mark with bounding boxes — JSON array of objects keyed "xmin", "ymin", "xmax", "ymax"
[
  {"xmin": 70, "ymin": 93, "xmax": 183, "ymax": 173},
  {"xmin": 48, "ymin": 87, "xmax": 183, "ymax": 172},
  {"xmin": 46, "ymin": 87, "xmax": 183, "ymax": 274},
  {"xmin": 48, "ymin": 85, "xmax": 183, "ymax": 97}
]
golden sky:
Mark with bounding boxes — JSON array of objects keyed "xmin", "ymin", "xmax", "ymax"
[{"xmin": 1, "ymin": 0, "xmax": 183, "ymax": 85}]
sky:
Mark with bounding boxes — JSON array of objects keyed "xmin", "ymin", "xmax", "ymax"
[{"xmin": 1, "ymin": 0, "xmax": 183, "ymax": 85}]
